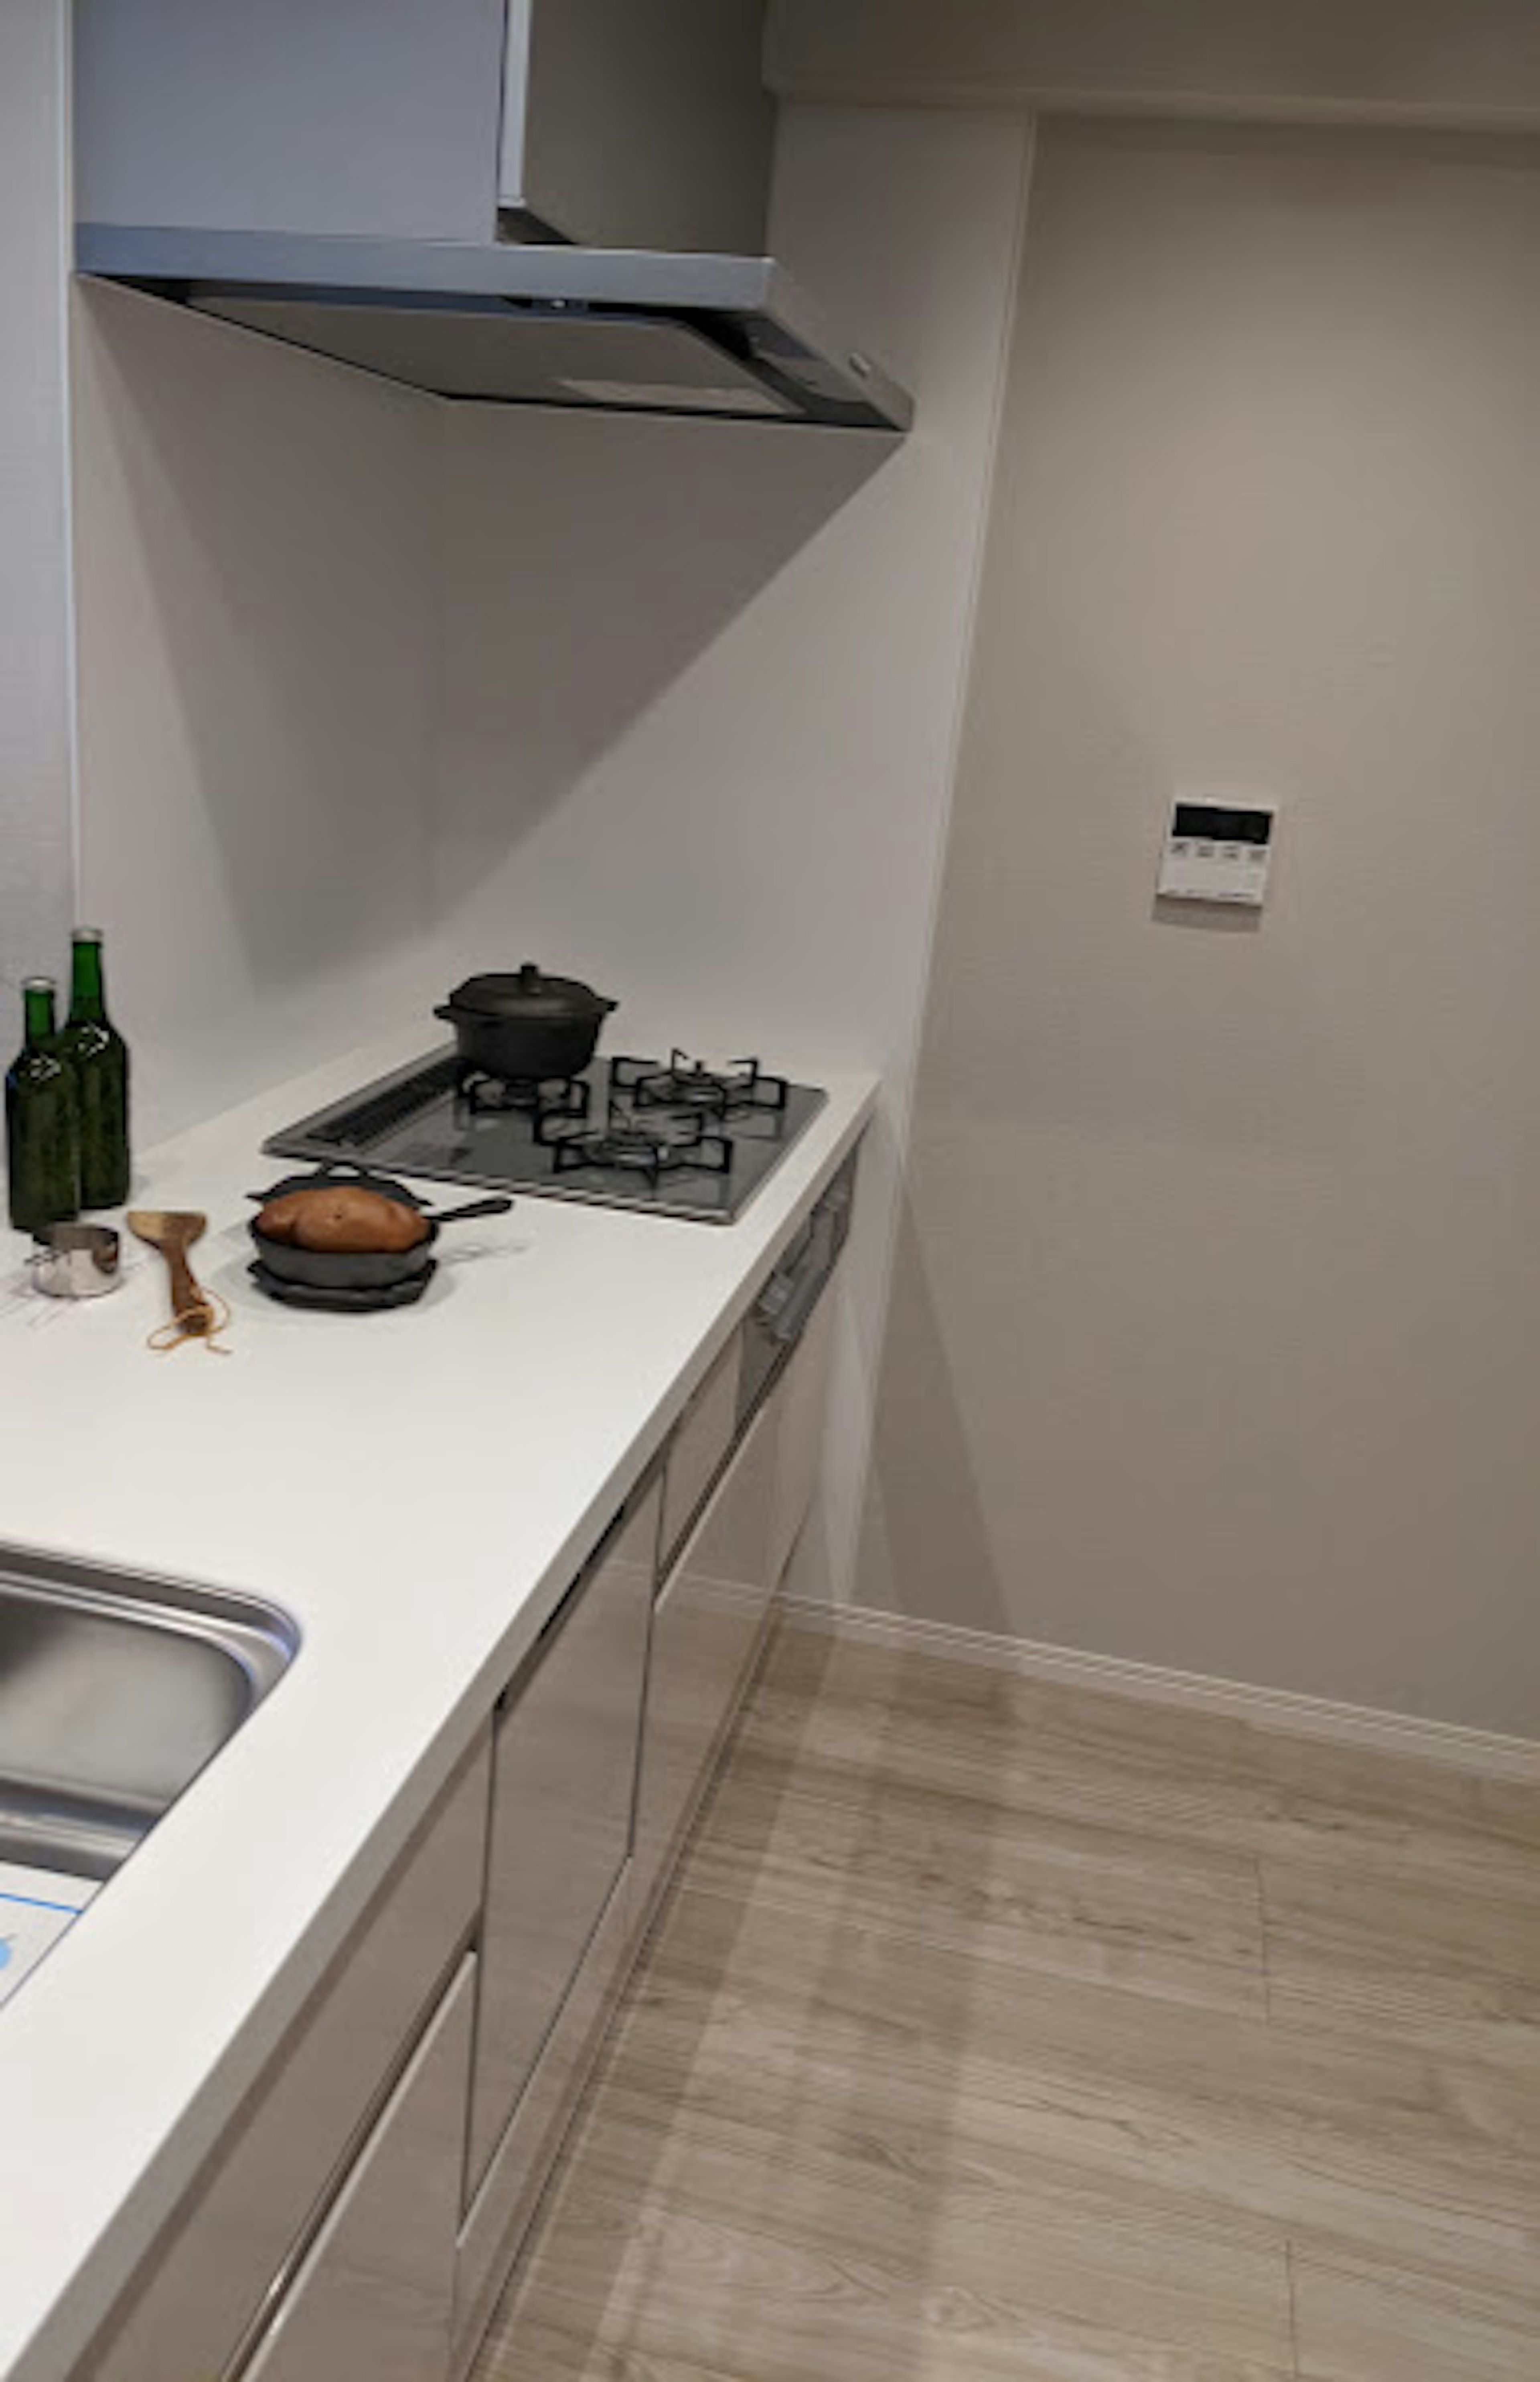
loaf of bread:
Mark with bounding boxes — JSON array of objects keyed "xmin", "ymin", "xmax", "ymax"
[{"xmin": 258, "ymin": 1186, "xmax": 430, "ymax": 1253}]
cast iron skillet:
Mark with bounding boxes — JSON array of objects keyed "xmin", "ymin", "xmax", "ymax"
[{"xmin": 247, "ymin": 1162, "xmax": 512, "ymax": 1292}]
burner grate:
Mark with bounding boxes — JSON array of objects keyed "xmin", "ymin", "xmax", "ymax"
[
  {"xmin": 611, "ymin": 1050, "xmax": 789, "ymax": 1118},
  {"xmin": 537, "ymin": 1095, "xmax": 732, "ymax": 1187}
]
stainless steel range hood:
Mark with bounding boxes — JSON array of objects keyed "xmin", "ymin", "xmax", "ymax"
[{"xmin": 74, "ymin": 224, "xmax": 913, "ymax": 433}]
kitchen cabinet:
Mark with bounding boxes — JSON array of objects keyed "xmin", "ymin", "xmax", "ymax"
[
  {"xmin": 451, "ymin": 1860, "xmax": 633, "ymax": 2375},
  {"xmin": 453, "ymin": 1475, "xmax": 663, "ymax": 2372},
  {"xmin": 659, "ymin": 1329, "xmax": 744, "ymax": 1566},
  {"xmin": 500, "ymin": 0, "xmax": 773, "ymax": 250},
  {"xmin": 70, "ymin": 1159, "xmax": 853, "ymax": 2382},
  {"xmin": 242, "ymin": 1958, "xmax": 477, "ymax": 2382},
  {"xmin": 74, "ymin": 0, "xmax": 508, "ymax": 244},
  {"xmin": 464, "ymin": 1474, "xmax": 661, "ymax": 2202},
  {"xmin": 79, "ymin": 1738, "xmax": 489, "ymax": 2382},
  {"xmin": 636, "ymin": 1287, "xmax": 839, "ymax": 1921},
  {"xmin": 768, "ymin": 1280, "xmax": 837, "ymax": 1588},
  {"xmin": 76, "ymin": 0, "xmax": 772, "ymax": 253},
  {"xmin": 636, "ymin": 1377, "xmax": 782, "ymax": 1917}
]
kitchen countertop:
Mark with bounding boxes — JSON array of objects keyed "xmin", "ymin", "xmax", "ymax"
[{"xmin": 0, "ymin": 1030, "xmax": 877, "ymax": 2382}]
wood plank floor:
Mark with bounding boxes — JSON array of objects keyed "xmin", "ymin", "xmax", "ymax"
[{"xmin": 472, "ymin": 1619, "xmax": 1540, "ymax": 2381}]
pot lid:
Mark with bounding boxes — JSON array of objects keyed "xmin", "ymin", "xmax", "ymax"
[{"xmin": 443, "ymin": 963, "xmax": 615, "ymax": 1023}]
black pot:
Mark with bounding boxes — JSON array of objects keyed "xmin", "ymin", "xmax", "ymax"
[
  {"xmin": 434, "ymin": 962, "xmax": 616, "ymax": 1083},
  {"xmin": 246, "ymin": 1163, "xmax": 512, "ymax": 1294}
]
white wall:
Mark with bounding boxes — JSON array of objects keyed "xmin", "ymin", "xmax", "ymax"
[
  {"xmin": 865, "ymin": 118, "xmax": 1540, "ymax": 1736},
  {"xmin": 0, "ymin": 0, "xmax": 74, "ymax": 1000},
  {"xmin": 430, "ymin": 103, "xmax": 1029, "ymax": 1601},
  {"xmin": 769, "ymin": 0, "xmax": 1540, "ymax": 128},
  {"xmin": 71, "ymin": 288, "xmax": 445, "ymax": 1142}
]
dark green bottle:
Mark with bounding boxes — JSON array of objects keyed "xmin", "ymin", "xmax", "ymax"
[
  {"xmin": 61, "ymin": 927, "xmax": 130, "ymax": 1210},
  {"xmin": 6, "ymin": 978, "xmax": 80, "ymax": 1234}
]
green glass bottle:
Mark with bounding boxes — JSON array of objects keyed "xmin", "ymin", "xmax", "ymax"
[
  {"xmin": 6, "ymin": 978, "xmax": 80, "ymax": 1234},
  {"xmin": 61, "ymin": 927, "xmax": 130, "ymax": 1210}
]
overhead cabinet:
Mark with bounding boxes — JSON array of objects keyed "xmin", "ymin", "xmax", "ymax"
[
  {"xmin": 73, "ymin": 0, "xmax": 772, "ymax": 252},
  {"xmin": 72, "ymin": 0, "xmax": 507, "ymax": 244},
  {"xmin": 500, "ymin": 0, "xmax": 774, "ymax": 250}
]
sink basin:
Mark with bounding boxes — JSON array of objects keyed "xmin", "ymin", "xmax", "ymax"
[{"xmin": 0, "ymin": 1550, "xmax": 297, "ymax": 1883}]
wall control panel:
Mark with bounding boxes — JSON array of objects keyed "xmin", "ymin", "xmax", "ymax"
[{"xmin": 1157, "ymin": 801, "xmax": 1275, "ymax": 907}]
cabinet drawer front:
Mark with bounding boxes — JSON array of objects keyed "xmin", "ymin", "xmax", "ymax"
[
  {"xmin": 659, "ymin": 1331, "xmax": 743, "ymax": 1563},
  {"xmin": 636, "ymin": 1570, "xmax": 762, "ymax": 1911},
  {"xmin": 768, "ymin": 1286, "xmax": 837, "ymax": 1588},
  {"xmin": 466, "ymin": 1480, "xmax": 659, "ymax": 2197},
  {"xmin": 243, "ymin": 1956, "xmax": 476, "ymax": 2382},
  {"xmin": 636, "ymin": 1387, "xmax": 782, "ymax": 1914},
  {"xmin": 452, "ymin": 1864, "xmax": 636, "ymax": 2375},
  {"xmin": 80, "ymin": 1738, "xmax": 490, "ymax": 2382}
]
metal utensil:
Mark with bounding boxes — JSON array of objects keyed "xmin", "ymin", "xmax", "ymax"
[{"xmin": 28, "ymin": 1222, "xmax": 122, "ymax": 1299}]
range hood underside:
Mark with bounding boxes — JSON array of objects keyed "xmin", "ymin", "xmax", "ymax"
[{"xmin": 75, "ymin": 225, "xmax": 912, "ymax": 431}]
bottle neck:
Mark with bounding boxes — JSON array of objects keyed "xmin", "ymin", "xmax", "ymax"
[
  {"xmin": 22, "ymin": 982, "xmax": 58, "ymax": 1049},
  {"xmin": 69, "ymin": 937, "xmax": 106, "ymax": 1023}
]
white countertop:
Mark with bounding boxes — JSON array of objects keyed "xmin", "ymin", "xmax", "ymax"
[{"xmin": 0, "ymin": 1031, "xmax": 877, "ymax": 2382}]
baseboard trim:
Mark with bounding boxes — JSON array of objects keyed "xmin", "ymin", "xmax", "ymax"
[{"xmin": 777, "ymin": 1597, "xmax": 1540, "ymax": 1782}]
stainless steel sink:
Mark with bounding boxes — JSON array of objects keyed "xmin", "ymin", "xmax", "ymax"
[{"xmin": 0, "ymin": 1551, "xmax": 298, "ymax": 1882}]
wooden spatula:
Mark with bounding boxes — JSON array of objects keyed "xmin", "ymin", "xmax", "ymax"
[{"xmin": 127, "ymin": 1209, "xmax": 223, "ymax": 1347}]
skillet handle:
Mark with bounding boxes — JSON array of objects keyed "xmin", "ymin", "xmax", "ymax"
[{"xmin": 431, "ymin": 1195, "xmax": 515, "ymax": 1226}]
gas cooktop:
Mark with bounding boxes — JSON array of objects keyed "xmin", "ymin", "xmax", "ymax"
[{"xmin": 263, "ymin": 1049, "xmax": 828, "ymax": 1225}]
